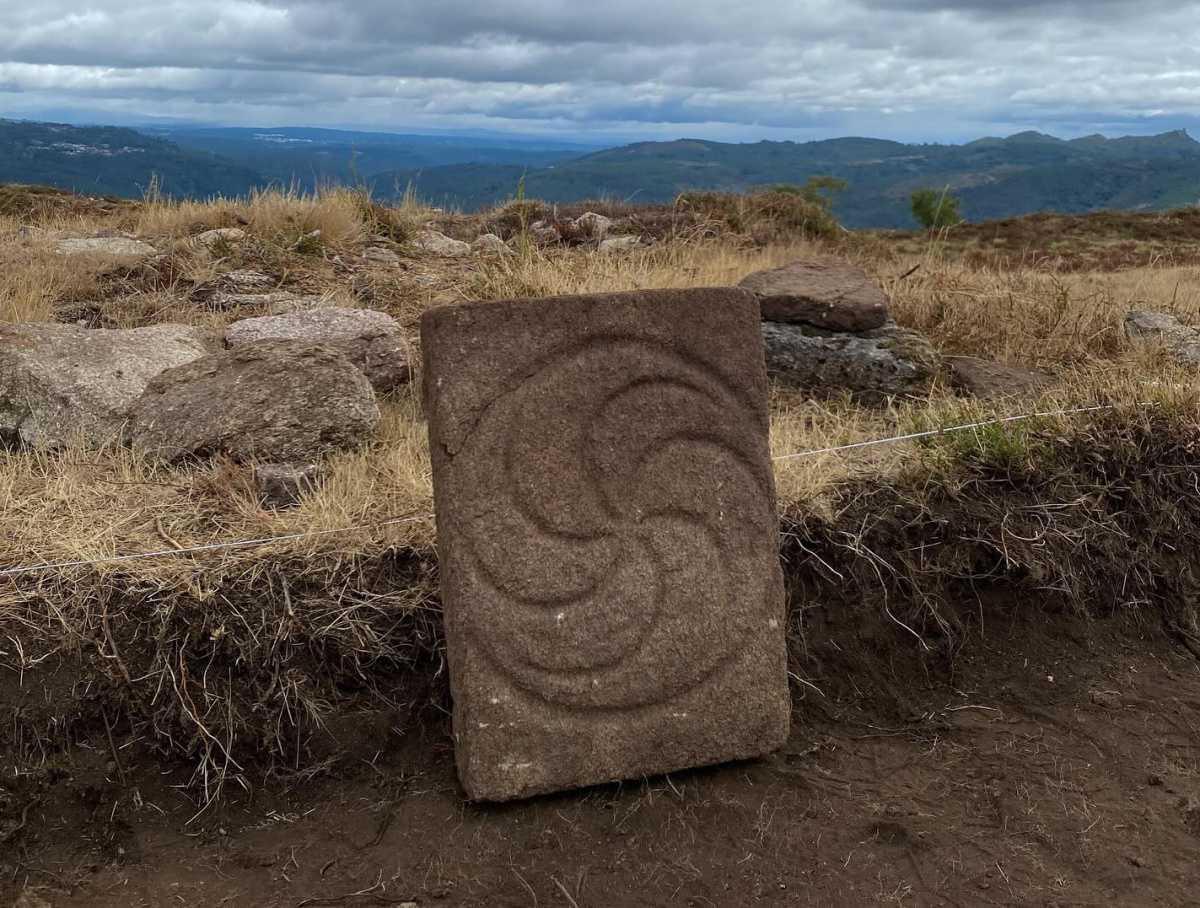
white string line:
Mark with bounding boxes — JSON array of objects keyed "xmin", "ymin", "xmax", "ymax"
[
  {"xmin": 771, "ymin": 404, "xmax": 1117, "ymax": 462},
  {"xmin": 0, "ymin": 402, "xmax": 1122, "ymax": 578},
  {"xmin": 0, "ymin": 514, "xmax": 433, "ymax": 578}
]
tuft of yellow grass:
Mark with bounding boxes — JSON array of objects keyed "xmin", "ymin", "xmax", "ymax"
[
  {"xmin": 0, "ymin": 224, "xmax": 105, "ymax": 322},
  {"xmin": 243, "ymin": 186, "xmax": 368, "ymax": 250},
  {"xmin": 876, "ymin": 249, "xmax": 1200, "ymax": 367},
  {"xmin": 135, "ymin": 184, "xmax": 422, "ymax": 251}
]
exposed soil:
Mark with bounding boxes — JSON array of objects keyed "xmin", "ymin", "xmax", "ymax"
[{"xmin": 4, "ymin": 600, "xmax": 1197, "ymax": 908}]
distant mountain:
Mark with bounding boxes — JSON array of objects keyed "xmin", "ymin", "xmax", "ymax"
[
  {"xmin": 0, "ymin": 119, "xmax": 600, "ymax": 202},
  {"xmin": 0, "ymin": 119, "xmax": 261, "ymax": 199},
  {"xmin": 148, "ymin": 126, "xmax": 598, "ymax": 191},
  {"xmin": 376, "ymin": 130, "xmax": 1200, "ymax": 228},
  {"xmin": 4, "ymin": 118, "xmax": 1200, "ymax": 228}
]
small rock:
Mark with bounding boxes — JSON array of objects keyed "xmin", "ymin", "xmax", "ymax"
[
  {"xmin": 471, "ymin": 233, "xmax": 514, "ymax": 256},
  {"xmin": 128, "ymin": 340, "xmax": 381, "ymax": 463},
  {"xmin": 948, "ymin": 356, "xmax": 1054, "ymax": 399},
  {"xmin": 1126, "ymin": 310, "xmax": 1188, "ymax": 337},
  {"xmin": 204, "ymin": 291, "xmax": 329, "ymax": 314},
  {"xmin": 55, "ymin": 236, "xmax": 156, "ymax": 258},
  {"xmin": 221, "ymin": 270, "xmax": 274, "ymax": 292},
  {"xmin": 292, "ymin": 229, "xmax": 323, "ymax": 252},
  {"xmin": 255, "ymin": 462, "xmax": 323, "ymax": 508},
  {"xmin": 225, "ymin": 307, "xmax": 411, "ymax": 392},
  {"xmin": 1125, "ymin": 310, "xmax": 1200, "ymax": 366},
  {"xmin": 267, "ymin": 295, "xmax": 333, "ymax": 315},
  {"xmin": 574, "ymin": 211, "xmax": 613, "ymax": 239},
  {"xmin": 598, "ymin": 235, "xmax": 641, "ymax": 253},
  {"xmin": 739, "ymin": 260, "xmax": 890, "ymax": 332},
  {"xmin": 413, "ymin": 230, "xmax": 471, "ymax": 257},
  {"xmin": 194, "ymin": 227, "xmax": 246, "ymax": 248},
  {"xmin": 364, "ymin": 246, "xmax": 401, "ymax": 265},
  {"xmin": 1089, "ymin": 689, "xmax": 1123, "ymax": 710},
  {"xmin": 0, "ymin": 323, "xmax": 211, "ymax": 449},
  {"xmin": 528, "ymin": 223, "xmax": 561, "ymax": 246},
  {"xmin": 762, "ymin": 322, "xmax": 941, "ymax": 400}
]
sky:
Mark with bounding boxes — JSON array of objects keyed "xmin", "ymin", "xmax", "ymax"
[{"xmin": 1, "ymin": 0, "xmax": 1198, "ymax": 144}]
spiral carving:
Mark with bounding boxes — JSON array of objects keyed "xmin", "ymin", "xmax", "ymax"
[{"xmin": 448, "ymin": 335, "xmax": 778, "ymax": 712}]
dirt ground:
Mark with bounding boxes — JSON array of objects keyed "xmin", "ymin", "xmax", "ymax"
[{"xmin": 3, "ymin": 602, "xmax": 1197, "ymax": 908}]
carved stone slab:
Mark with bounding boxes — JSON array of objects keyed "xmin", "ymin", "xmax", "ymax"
[{"xmin": 421, "ymin": 288, "xmax": 789, "ymax": 801}]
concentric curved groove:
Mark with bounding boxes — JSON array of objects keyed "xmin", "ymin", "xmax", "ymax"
[
  {"xmin": 455, "ymin": 334, "xmax": 775, "ymax": 710},
  {"xmin": 469, "ymin": 516, "xmax": 734, "ymax": 710}
]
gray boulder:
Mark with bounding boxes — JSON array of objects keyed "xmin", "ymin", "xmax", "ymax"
[
  {"xmin": 762, "ymin": 323, "xmax": 940, "ymax": 399},
  {"xmin": 739, "ymin": 260, "xmax": 891, "ymax": 332},
  {"xmin": 471, "ymin": 233, "xmax": 514, "ymax": 256},
  {"xmin": 128, "ymin": 340, "xmax": 380, "ymax": 463},
  {"xmin": 220, "ymin": 270, "xmax": 275, "ymax": 292},
  {"xmin": 0, "ymin": 323, "xmax": 211, "ymax": 448},
  {"xmin": 55, "ymin": 236, "xmax": 156, "ymax": 258},
  {"xmin": 225, "ymin": 307, "xmax": 411, "ymax": 392},
  {"xmin": 414, "ymin": 230, "xmax": 471, "ymax": 257},
  {"xmin": 574, "ymin": 211, "xmax": 613, "ymax": 239},
  {"xmin": 1125, "ymin": 310, "xmax": 1200, "ymax": 366}
]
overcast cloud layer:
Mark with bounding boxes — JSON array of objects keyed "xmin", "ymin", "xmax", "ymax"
[{"xmin": 1, "ymin": 0, "xmax": 1197, "ymax": 141}]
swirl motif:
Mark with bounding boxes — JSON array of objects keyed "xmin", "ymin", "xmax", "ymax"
[{"xmin": 448, "ymin": 336, "xmax": 777, "ymax": 712}]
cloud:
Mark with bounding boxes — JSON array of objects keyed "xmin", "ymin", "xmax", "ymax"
[{"xmin": 0, "ymin": 0, "xmax": 1197, "ymax": 141}]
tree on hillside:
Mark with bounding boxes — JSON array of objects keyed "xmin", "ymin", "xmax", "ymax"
[
  {"xmin": 771, "ymin": 175, "xmax": 848, "ymax": 210},
  {"xmin": 911, "ymin": 187, "xmax": 963, "ymax": 229}
]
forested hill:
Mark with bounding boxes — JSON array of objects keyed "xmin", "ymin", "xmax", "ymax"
[
  {"xmin": 0, "ymin": 120, "xmax": 589, "ymax": 202},
  {"xmin": 0, "ymin": 119, "xmax": 262, "ymax": 199},
  {"xmin": 5, "ymin": 117, "xmax": 1200, "ymax": 228},
  {"xmin": 375, "ymin": 130, "xmax": 1200, "ymax": 228}
]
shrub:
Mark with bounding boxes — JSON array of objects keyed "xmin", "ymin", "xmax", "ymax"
[
  {"xmin": 911, "ymin": 188, "xmax": 964, "ymax": 230},
  {"xmin": 769, "ymin": 175, "xmax": 848, "ymax": 208},
  {"xmin": 677, "ymin": 183, "xmax": 842, "ymax": 243}
]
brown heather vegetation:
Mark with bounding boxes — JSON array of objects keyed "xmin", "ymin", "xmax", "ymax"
[{"xmin": 3, "ymin": 186, "xmax": 1200, "ymax": 905}]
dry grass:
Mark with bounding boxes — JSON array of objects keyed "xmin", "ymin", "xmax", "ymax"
[
  {"xmin": 470, "ymin": 238, "xmax": 824, "ymax": 300},
  {"xmin": 6, "ymin": 204, "xmax": 1200, "ymax": 578},
  {"xmin": 0, "ymin": 390, "xmax": 434, "ymax": 593},
  {"xmin": 136, "ymin": 184, "xmax": 369, "ymax": 250},
  {"xmin": 880, "ymin": 250, "xmax": 1200, "ymax": 367},
  {"xmin": 4, "ymin": 190, "xmax": 1199, "ymax": 548},
  {"xmin": 0, "ymin": 224, "xmax": 104, "ymax": 322},
  {"xmin": 136, "ymin": 184, "xmax": 427, "ymax": 251}
]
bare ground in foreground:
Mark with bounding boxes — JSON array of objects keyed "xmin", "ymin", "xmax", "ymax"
[{"xmin": 7, "ymin": 605, "xmax": 1198, "ymax": 907}]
